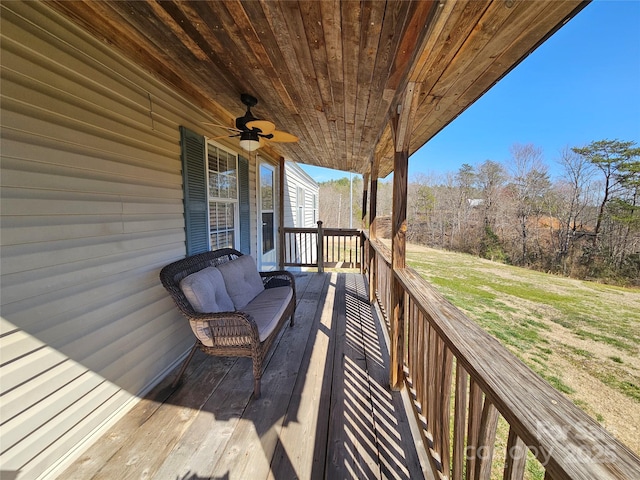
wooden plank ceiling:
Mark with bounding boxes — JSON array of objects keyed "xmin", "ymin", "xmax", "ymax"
[{"xmin": 49, "ymin": 0, "xmax": 587, "ymax": 178}]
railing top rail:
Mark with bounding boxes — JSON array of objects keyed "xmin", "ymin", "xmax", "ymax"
[
  {"xmin": 284, "ymin": 227, "xmax": 361, "ymax": 235},
  {"xmin": 322, "ymin": 228, "xmax": 361, "ymax": 235},
  {"xmin": 367, "ymin": 239, "xmax": 640, "ymax": 479},
  {"xmin": 368, "ymin": 237, "xmax": 391, "ymax": 264},
  {"xmin": 283, "ymin": 227, "xmax": 321, "ymax": 234}
]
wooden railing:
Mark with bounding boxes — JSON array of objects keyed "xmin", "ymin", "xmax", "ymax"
[
  {"xmin": 282, "ymin": 221, "xmax": 362, "ymax": 272},
  {"xmin": 363, "ymin": 233, "xmax": 640, "ymax": 480}
]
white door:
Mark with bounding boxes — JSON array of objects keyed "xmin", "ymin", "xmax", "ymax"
[{"xmin": 258, "ymin": 162, "xmax": 277, "ymax": 270}]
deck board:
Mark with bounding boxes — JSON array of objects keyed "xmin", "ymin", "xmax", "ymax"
[
  {"xmin": 61, "ymin": 272, "xmax": 425, "ymax": 479},
  {"xmin": 268, "ymin": 272, "xmax": 336, "ymax": 480}
]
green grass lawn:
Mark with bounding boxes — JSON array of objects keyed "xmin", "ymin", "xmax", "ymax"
[{"xmin": 405, "ymin": 245, "xmax": 640, "ymax": 461}]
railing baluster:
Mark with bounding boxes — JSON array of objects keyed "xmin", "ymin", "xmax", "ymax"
[
  {"xmin": 416, "ymin": 307, "xmax": 426, "ymax": 411},
  {"xmin": 503, "ymin": 428, "xmax": 526, "ymax": 480},
  {"xmin": 453, "ymin": 363, "xmax": 469, "ymax": 480},
  {"xmin": 466, "ymin": 380, "xmax": 483, "ymax": 480},
  {"xmin": 407, "ymin": 296, "xmax": 414, "ymax": 376},
  {"xmin": 298, "ymin": 232, "xmax": 303, "ymax": 264},
  {"xmin": 475, "ymin": 398, "xmax": 499, "ymax": 480},
  {"xmin": 344, "ymin": 234, "xmax": 347, "ymax": 264},
  {"xmin": 427, "ymin": 320, "xmax": 438, "ymax": 450},
  {"xmin": 432, "ymin": 334, "xmax": 445, "ymax": 462},
  {"xmin": 304, "ymin": 232, "xmax": 309, "ymax": 265},
  {"xmin": 411, "ymin": 300, "xmax": 419, "ymax": 397},
  {"xmin": 306, "ymin": 232, "xmax": 311, "ymax": 265},
  {"xmin": 439, "ymin": 345, "xmax": 454, "ymax": 479},
  {"xmin": 289, "ymin": 231, "xmax": 294, "ymax": 264},
  {"xmin": 287, "ymin": 232, "xmax": 290, "ymax": 264}
]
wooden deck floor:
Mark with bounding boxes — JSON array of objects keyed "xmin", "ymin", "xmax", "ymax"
[{"xmin": 61, "ymin": 272, "xmax": 426, "ymax": 480}]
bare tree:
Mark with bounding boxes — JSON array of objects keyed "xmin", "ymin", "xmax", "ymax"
[
  {"xmin": 454, "ymin": 164, "xmax": 480, "ymax": 253},
  {"xmin": 508, "ymin": 144, "xmax": 551, "ymax": 266},
  {"xmin": 407, "ymin": 173, "xmax": 436, "ymax": 244},
  {"xmin": 476, "ymin": 160, "xmax": 507, "ymax": 260},
  {"xmin": 555, "ymin": 147, "xmax": 596, "ymax": 275}
]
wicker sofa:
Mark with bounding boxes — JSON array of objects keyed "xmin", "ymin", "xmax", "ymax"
[{"xmin": 159, "ymin": 248, "xmax": 296, "ymax": 397}]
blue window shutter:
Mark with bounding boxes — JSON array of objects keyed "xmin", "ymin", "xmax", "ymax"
[
  {"xmin": 238, "ymin": 154, "xmax": 251, "ymax": 254},
  {"xmin": 180, "ymin": 126, "xmax": 209, "ymax": 255}
]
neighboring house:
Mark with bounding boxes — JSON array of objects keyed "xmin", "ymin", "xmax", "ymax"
[
  {"xmin": 282, "ymin": 162, "xmax": 319, "ymax": 269},
  {"xmin": 283, "ymin": 161, "xmax": 319, "ymax": 229},
  {"xmin": 0, "ymin": 4, "xmax": 282, "ymax": 478}
]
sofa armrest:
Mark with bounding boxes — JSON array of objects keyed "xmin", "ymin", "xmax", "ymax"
[{"xmin": 188, "ymin": 310, "xmax": 260, "ymax": 347}]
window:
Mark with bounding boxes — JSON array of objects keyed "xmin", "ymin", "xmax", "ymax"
[
  {"xmin": 312, "ymin": 193, "xmax": 318, "ymax": 224},
  {"xmin": 297, "ymin": 187, "xmax": 305, "ymax": 227},
  {"xmin": 207, "ymin": 143, "xmax": 238, "ymax": 250},
  {"xmin": 180, "ymin": 127, "xmax": 250, "ymax": 256},
  {"xmin": 260, "ymin": 164, "xmax": 275, "ymax": 255}
]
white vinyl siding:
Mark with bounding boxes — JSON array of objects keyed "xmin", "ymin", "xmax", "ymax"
[
  {"xmin": 0, "ymin": 3, "xmax": 258, "ymax": 479},
  {"xmin": 283, "ymin": 161, "xmax": 319, "ymax": 229},
  {"xmin": 282, "ymin": 161, "xmax": 319, "ymax": 268}
]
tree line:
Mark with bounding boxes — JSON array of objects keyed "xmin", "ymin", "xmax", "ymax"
[{"xmin": 319, "ymin": 139, "xmax": 640, "ymax": 286}]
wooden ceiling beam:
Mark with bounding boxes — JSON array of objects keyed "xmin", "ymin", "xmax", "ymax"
[{"xmin": 392, "ymin": 82, "xmax": 422, "ymax": 154}]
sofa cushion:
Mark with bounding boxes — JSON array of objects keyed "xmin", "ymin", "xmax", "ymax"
[
  {"xmin": 242, "ymin": 286, "xmax": 293, "ymax": 342},
  {"xmin": 217, "ymin": 255, "xmax": 265, "ymax": 309},
  {"xmin": 179, "ymin": 266, "xmax": 234, "ymax": 313}
]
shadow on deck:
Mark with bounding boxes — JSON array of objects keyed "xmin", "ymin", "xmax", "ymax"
[{"xmin": 61, "ymin": 272, "xmax": 426, "ymax": 479}]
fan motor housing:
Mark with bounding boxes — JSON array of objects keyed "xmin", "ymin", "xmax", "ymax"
[{"xmin": 240, "ymin": 93, "xmax": 258, "ymax": 108}]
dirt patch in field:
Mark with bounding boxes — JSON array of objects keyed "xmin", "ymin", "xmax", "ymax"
[
  {"xmin": 540, "ymin": 320, "xmax": 640, "ymax": 454},
  {"xmin": 552, "ymin": 355, "xmax": 639, "ymax": 453}
]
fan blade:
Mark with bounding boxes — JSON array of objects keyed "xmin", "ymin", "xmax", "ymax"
[
  {"xmin": 246, "ymin": 120, "xmax": 276, "ymax": 135},
  {"xmin": 269, "ymin": 130, "xmax": 299, "ymax": 143},
  {"xmin": 209, "ymin": 133, "xmax": 240, "ymax": 140}
]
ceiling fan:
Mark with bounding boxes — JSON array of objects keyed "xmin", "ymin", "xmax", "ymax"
[{"xmin": 205, "ymin": 94, "xmax": 298, "ymax": 152}]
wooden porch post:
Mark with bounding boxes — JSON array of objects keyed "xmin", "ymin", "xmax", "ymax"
[
  {"xmin": 390, "ymin": 150, "xmax": 408, "ymax": 390},
  {"xmin": 361, "ymin": 172, "xmax": 369, "ymax": 229},
  {"xmin": 316, "ymin": 220, "xmax": 324, "ymax": 273},
  {"xmin": 369, "ymin": 159, "xmax": 378, "ymax": 240},
  {"xmin": 279, "ymin": 157, "xmax": 285, "ymax": 270},
  {"xmin": 360, "ymin": 172, "xmax": 369, "ymax": 274},
  {"xmin": 368, "ymin": 159, "xmax": 379, "ymax": 304},
  {"xmin": 390, "ymin": 83, "xmax": 420, "ymax": 390}
]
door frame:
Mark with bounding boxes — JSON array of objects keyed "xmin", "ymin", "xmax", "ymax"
[{"xmin": 257, "ymin": 159, "xmax": 277, "ymax": 270}]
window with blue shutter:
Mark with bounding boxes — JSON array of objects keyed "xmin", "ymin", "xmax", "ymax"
[{"xmin": 180, "ymin": 127, "xmax": 251, "ymax": 256}]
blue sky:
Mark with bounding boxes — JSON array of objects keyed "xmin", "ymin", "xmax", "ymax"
[{"xmin": 301, "ymin": 0, "xmax": 640, "ymax": 183}]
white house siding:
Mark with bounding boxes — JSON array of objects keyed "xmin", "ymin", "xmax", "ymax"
[
  {"xmin": 282, "ymin": 161, "xmax": 319, "ymax": 266},
  {"xmin": 283, "ymin": 161, "xmax": 318, "ymax": 228},
  {"xmin": 0, "ymin": 3, "xmax": 257, "ymax": 479}
]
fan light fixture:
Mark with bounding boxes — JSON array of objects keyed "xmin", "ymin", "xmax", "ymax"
[{"xmin": 239, "ymin": 130, "xmax": 261, "ymax": 151}]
